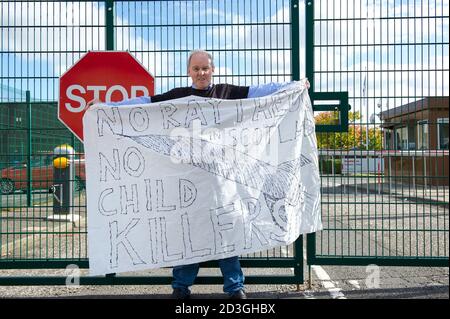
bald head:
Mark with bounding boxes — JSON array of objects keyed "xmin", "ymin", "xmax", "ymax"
[
  {"xmin": 187, "ymin": 50, "xmax": 215, "ymax": 70},
  {"xmin": 187, "ymin": 50, "xmax": 215, "ymax": 90}
]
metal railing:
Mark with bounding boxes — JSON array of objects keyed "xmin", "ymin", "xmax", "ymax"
[{"xmin": 0, "ymin": 0, "xmax": 305, "ymax": 285}]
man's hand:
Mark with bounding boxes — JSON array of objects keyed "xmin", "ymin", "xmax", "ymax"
[
  {"xmin": 300, "ymin": 78, "xmax": 310, "ymax": 90},
  {"xmin": 304, "ymin": 79, "xmax": 311, "ymax": 89}
]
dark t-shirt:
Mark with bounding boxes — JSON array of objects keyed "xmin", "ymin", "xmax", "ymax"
[{"xmin": 151, "ymin": 84, "xmax": 249, "ymax": 102}]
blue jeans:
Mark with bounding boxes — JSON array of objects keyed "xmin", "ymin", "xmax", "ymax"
[{"xmin": 172, "ymin": 256, "xmax": 244, "ymax": 295}]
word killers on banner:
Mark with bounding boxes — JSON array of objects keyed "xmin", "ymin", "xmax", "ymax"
[{"xmin": 102, "ymin": 179, "xmax": 300, "ymax": 269}]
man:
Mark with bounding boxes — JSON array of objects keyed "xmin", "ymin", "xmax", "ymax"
[{"xmin": 89, "ymin": 49, "xmax": 309, "ymax": 299}]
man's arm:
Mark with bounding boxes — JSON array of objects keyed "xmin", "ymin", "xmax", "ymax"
[
  {"xmin": 247, "ymin": 82, "xmax": 291, "ymax": 98},
  {"xmin": 247, "ymin": 79, "xmax": 310, "ymax": 98},
  {"xmin": 86, "ymin": 87, "xmax": 186, "ymax": 108},
  {"xmin": 106, "ymin": 96, "xmax": 152, "ymax": 106},
  {"xmin": 86, "ymin": 95, "xmax": 152, "ymax": 109}
]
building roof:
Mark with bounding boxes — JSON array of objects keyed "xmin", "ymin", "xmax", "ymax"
[
  {"xmin": 0, "ymin": 84, "xmax": 44, "ymax": 102},
  {"xmin": 379, "ymin": 96, "xmax": 449, "ymax": 120}
]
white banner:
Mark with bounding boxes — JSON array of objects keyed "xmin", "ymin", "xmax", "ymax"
[{"xmin": 83, "ymin": 81, "xmax": 322, "ymax": 276}]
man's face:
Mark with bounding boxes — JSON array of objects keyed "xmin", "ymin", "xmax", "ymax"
[{"xmin": 188, "ymin": 53, "xmax": 215, "ymax": 90}]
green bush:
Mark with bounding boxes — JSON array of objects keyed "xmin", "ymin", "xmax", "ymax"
[{"xmin": 320, "ymin": 158, "xmax": 342, "ymax": 174}]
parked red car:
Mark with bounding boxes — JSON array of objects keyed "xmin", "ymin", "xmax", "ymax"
[{"xmin": 0, "ymin": 155, "xmax": 85, "ymax": 194}]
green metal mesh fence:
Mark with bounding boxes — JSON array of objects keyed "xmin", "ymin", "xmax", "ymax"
[
  {"xmin": 1, "ymin": 0, "xmax": 305, "ymax": 284},
  {"xmin": 0, "ymin": 0, "xmax": 447, "ymax": 287},
  {"xmin": 308, "ymin": 0, "xmax": 448, "ymax": 265}
]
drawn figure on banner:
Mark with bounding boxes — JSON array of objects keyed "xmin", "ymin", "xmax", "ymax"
[{"xmin": 119, "ymin": 133, "xmax": 313, "ymax": 234}]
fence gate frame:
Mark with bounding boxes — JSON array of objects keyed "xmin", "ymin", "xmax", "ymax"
[
  {"xmin": 0, "ymin": 0, "xmax": 306, "ymax": 287},
  {"xmin": 304, "ymin": 0, "xmax": 449, "ymax": 269},
  {"xmin": 2, "ymin": 0, "xmax": 447, "ymax": 288}
]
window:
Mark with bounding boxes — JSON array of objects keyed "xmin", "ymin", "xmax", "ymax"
[
  {"xmin": 438, "ymin": 118, "xmax": 449, "ymax": 150},
  {"xmin": 384, "ymin": 130, "xmax": 393, "ymax": 150},
  {"xmin": 417, "ymin": 120, "xmax": 429, "ymax": 150},
  {"xmin": 395, "ymin": 126, "xmax": 408, "ymax": 150},
  {"xmin": 408, "ymin": 125, "xmax": 416, "ymax": 150}
]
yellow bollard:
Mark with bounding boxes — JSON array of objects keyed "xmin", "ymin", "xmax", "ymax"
[{"xmin": 53, "ymin": 156, "xmax": 69, "ymax": 169}]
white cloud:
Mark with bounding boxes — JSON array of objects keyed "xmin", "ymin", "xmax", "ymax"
[
  {"xmin": 1, "ymin": 0, "xmax": 448, "ymax": 105},
  {"xmin": 1, "ymin": 2, "xmax": 107, "ymax": 79},
  {"xmin": 313, "ymin": 0, "xmax": 449, "ymax": 119},
  {"xmin": 0, "ymin": 1, "xmax": 165, "ymax": 98},
  {"xmin": 204, "ymin": 6, "xmax": 301, "ymax": 84}
]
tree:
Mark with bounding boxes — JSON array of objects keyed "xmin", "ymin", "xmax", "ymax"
[{"xmin": 315, "ymin": 111, "xmax": 382, "ymax": 150}]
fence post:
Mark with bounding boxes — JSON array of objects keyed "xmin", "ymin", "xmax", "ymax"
[
  {"xmin": 294, "ymin": 236, "xmax": 304, "ymax": 289},
  {"xmin": 105, "ymin": 0, "xmax": 114, "ymax": 50},
  {"xmin": 305, "ymin": 0, "xmax": 315, "ymax": 283},
  {"xmin": 291, "ymin": 0, "xmax": 305, "ymax": 287},
  {"xmin": 290, "ymin": 0, "xmax": 300, "ymax": 81},
  {"xmin": 305, "ymin": 0, "xmax": 314, "ymax": 90},
  {"xmin": 26, "ymin": 90, "xmax": 32, "ymax": 207}
]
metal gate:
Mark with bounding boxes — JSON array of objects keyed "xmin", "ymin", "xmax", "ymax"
[
  {"xmin": 306, "ymin": 0, "xmax": 449, "ymax": 267},
  {"xmin": 0, "ymin": 0, "xmax": 305, "ymax": 286},
  {"xmin": 0, "ymin": 0, "xmax": 448, "ymax": 287}
]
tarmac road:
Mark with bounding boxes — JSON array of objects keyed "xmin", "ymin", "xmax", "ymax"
[
  {"xmin": 0, "ymin": 250, "xmax": 447, "ymax": 299},
  {"xmin": 0, "ymin": 181, "xmax": 448, "ymax": 300}
]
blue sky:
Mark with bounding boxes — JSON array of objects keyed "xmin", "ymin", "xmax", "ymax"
[{"xmin": 1, "ymin": 0, "xmax": 449, "ymax": 123}]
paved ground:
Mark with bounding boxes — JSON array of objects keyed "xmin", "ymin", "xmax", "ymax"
[
  {"xmin": 1, "ymin": 179, "xmax": 448, "ymax": 300},
  {"xmin": 0, "ymin": 253, "xmax": 447, "ymax": 299}
]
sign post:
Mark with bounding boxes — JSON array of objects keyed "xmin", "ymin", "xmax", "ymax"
[{"xmin": 59, "ymin": 51, "xmax": 154, "ymax": 141}]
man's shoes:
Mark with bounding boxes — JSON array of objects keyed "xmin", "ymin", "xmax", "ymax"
[
  {"xmin": 229, "ymin": 289, "xmax": 247, "ymax": 299},
  {"xmin": 171, "ymin": 288, "xmax": 191, "ymax": 299}
]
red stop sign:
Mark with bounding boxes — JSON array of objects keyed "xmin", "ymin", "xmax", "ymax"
[{"xmin": 59, "ymin": 51, "xmax": 154, "ymax": 141}]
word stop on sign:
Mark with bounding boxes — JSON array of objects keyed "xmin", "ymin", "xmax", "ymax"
[{"xmin": 65, "ymin": 85, "xmax": 150, "ymax": 113}]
